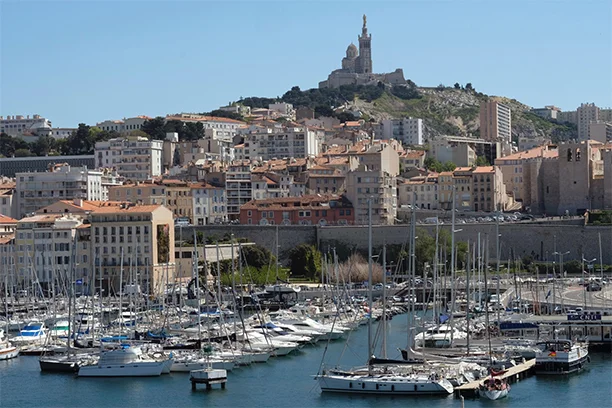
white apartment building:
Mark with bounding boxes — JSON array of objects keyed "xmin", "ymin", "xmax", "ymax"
[
  {"xmin": 380, "ymin": 118, "xmax": 424, "ymax": 146},
  {"xmin": 0, "ymin": 114, "xmax": 52, "ymax": 137},
  {"xmin": 14, "ymin": 214, "xmax": 82, "ymax": 288},
  {"xmin": 191, "ymin": 183, "xmax": 227, "ymax": 226},
  {"xmin": 242, "ymin": 125, "xmax": 322, "ymax": 161},
  {"xmin": 531, "ymin": 106, "xmax": 561, "ymax": 120},
  {"xmin": 268, "ymin": 102, "xmax": 296, "ymax": 120},
  {"xmin": 95, "ymin": 136, "xmax": 163, "ymax": 180},
  {"xmin": 15, "ymin": 164, "xmax": 105, "ymax": 218},
  {"xmin": 0, "ymin": 233, "xmax": 15, "ymax": 282},
  {"xmin": 226, "ymin": 161, "xmax": 254, "ymax": 219},
  {"xmin": 0, "ymin": 182, "xmax": 16, "ymax": 219},
  {"xmin": 165, "ymin": 114, "xmax": 245, "ymax": 142},
  {"xmin": 345, "ymin": 165, "xmax": 397, "ymax": 225},
  {"xmin": 50, "ymin": 128, "xmax": 76, "ymax": 140},
  {"xmin": 96, "ymin": 116, "xmax": 151, "ymax": 134},
  {"xmin": 577, "ymin": 103, "xmax": 600, "ymax": 141},
  {"xmin": 398, "ymin": 175, "xmax": 439, "ymax": 210}
]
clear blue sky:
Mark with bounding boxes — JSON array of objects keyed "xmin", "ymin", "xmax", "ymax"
[{"xmin": 1, "ymin": 0, "xmax": 611, "ymax": 127}]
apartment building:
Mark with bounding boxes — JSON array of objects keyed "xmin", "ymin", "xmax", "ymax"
[
  {"xmin": 108, "ymin": 182, "xmax": 167, "ymax": 205},
  {"xmin": 356, "ymin": 142, "xmax": 401, "ymax": 176},
  {"xmin": 400, "ymin": 150, "xmax": 426, "ymax": 170},
  {"xmin": 0, "ymin": 155, "xmax": 95, "ymax": 178},
  {"xmin": 577, "ymin": 103, "xmax": 599, "ymax": 141},
  {"xmin": 430, "ymin": 136, "xmax": 500, "ymax": 167},
  {"xmin": 398, "ymin": 174, "xmax": 438, "ymax": 210},
  {"xmin": 159, "ymin": 180, "xmax": 194, "ymax": 222},
  {"xmin": 165, "ymin": 113, "xmax": 245, "ymax": 142},
  {"xmin": 14, "ymin": 214, "xmax": 83, "ymax": 289},
  {"xmin": 191, "ymin": 182, "xmax": 227, "ymax": 226},
  {"xmin": 239, "ymin": 195, "xmax": 354, "ymax": 226},
  {"xmin": 345, "ymin": 165, "xmax": 397, "ymax": 225},
  {"xmin": 95, "ymin": 136, "xmax": 163, "ymax": 180},
  {"xmin": 0, "ymin": 114, "xmax": 52, "ymax": 137},
  {"xmin": 96, "ymin": 116, "xmax": 151, "ymax": 134},
  {"xmin": 242, "ymin": 124, "xmax": 323, "ymax": 160},
  {"xmin": 531, "ymin": 106, "xmax": 561, "ymax": 120},
  {"xmin": 0, "ymin": 181, "xmax": 16, "ymax": 219},
  {"xmin": 89, "ymin": 204, "xmax": 175, "ymax": 295},
  {"xmin": 306, "ymin": 165, "xmax": 347, "ymax": 194},
  {"xmin": 0, "ymin": 214, "xmax": 17, "ymax": 237},
  {"xmin": 15, "ymin": 164, "xmax": 106, "ymax": 218},
  {"xmin": 380, "ymin": 118, "xmax": 424, "ymax": 146},
  {"xmin": 226, "ymin": 161, "xmax": 254, "ymax": 219},
  {"xmin": 0, "ymin": 233, "xmax": 15, "ymax": 282},
  {"xmin": 472, "ymin": 166, "xmax": 507, "ymax": 212},
  {"xmin": 480, "ymin": 100, "xmax": 512, "ymax": 143}
]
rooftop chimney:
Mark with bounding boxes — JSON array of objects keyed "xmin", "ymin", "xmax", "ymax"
[{"xmin": 73, "ymin": 198, "xmax": 84, "ymax": 207}]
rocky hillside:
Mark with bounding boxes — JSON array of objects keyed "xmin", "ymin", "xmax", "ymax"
[{"xmin": 236, "ymin": 84, "xmax": 577, "ymax": 143}]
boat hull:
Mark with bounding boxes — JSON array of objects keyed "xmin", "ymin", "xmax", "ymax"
[
  {"xmin": 39, "ymin": 358, "xmax": 80, "ymax": 373},
  {"xmin": 0, "ymin": 346, "xmax": 19, "ymax": 360},
  {"xmin": 318, "ymin": 375, "xmax": 454, "ymax": 395},
  {"xmin": 78, "ymin": 362, "xmax": 165, "ymax": 377},
  {"xmin": 480, "ymin": 388, "xmax": 509, "ymax": 400},
  {"xmin": 170, "ymin": 360, "xmax": 234, "ymax": 372},
  {"xmin": 535, "ymin": 354, "xmax": 589, "ymax": 375}
]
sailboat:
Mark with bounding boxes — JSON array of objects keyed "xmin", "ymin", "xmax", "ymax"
[
  {"xmin": 316, "ymin": 199, "xmax": 454, "ymax": 396},
  {"xmin": 478, "ymin": 238, "xmax": 510, "ymax": 400},
  {"xmin": 0, "ymin": 329, "xmax": 19, "ymax": 360}
]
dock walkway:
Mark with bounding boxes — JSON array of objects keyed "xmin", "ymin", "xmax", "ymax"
[{"xmin": 454, "ymin": 358, "xmax": 535, "ymax": 398}]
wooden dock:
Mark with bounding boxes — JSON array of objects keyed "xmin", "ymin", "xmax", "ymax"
[{"xmin": 454, "ymin": 359, "xmax": 535, "ymax": 398}]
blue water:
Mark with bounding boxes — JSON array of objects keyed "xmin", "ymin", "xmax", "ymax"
[{"xmin": 1, "ymin": 315, "xmax": 611, "ymax": 408}]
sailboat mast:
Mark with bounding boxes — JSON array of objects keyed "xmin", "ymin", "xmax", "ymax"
[
  {"xmin": 367, "ymin": 198, "xmax": 373, "ymax": 367},
  {"xmin": 496, "ymin": 216, "xmax": 501, "ymax": 326},
  {"xmin": 381, "ymin": 244, "xmax": 387, "ymax": 359},
  {"xmin": 193, "ymin": 229, "xmax": 202, "ymax": 350},
  {"xmin": 450, "ymin": 185, "xmax": 456, "ymax": 345},
  {"xmin": 466, "ymin": 240, "xmax": 471, "ymax": 355}
]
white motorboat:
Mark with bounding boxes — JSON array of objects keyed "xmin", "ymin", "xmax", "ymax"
[
  {"xmin": 11, "ymin": 322, "xmax": 47, "ymax": 345},
  {"xmin": 534, "ymin": 339, "xmax": 589, "ymax": 375},
  {"xmin": 50, "ymin": 320, "xmax": 70, "ymax": 338},
  {"xmin": 78, "ymin": 346, "xmax": 166, "ymax": 377},
  {"xmin": 170, "ymin": 352, "xmax": 235, "ymax": 372},
  {"xmin": 0, "ymin": 330, "xmax": 19, "ymax": 360},
  {"xmin": 414, "ymin": 324, "xmax": 466, "ymax": 348}
]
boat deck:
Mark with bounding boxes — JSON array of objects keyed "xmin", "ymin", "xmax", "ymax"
[{"xmin": 454, "ymin": 358, "xmax": 535, "ymax": 398}]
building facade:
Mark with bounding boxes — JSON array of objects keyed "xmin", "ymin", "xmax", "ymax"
[
  {"xmin": 577, "ymin": 103, "xmax": 599, "ymax": 141},
  {"xmin": 0, "ymin": 114, "xmax": 52, "ymax": 137},
  {"xmin": 95, "ymin": 136, "xmax": 163, "ymax": 180},
  {"xmin": 480, "ymin": 100, "xmax": 512, "ymax": 144},
  {"xmin": 15, "ymin": 164, "xmax": 105, "ymax": 218},
  {"xmin": 239, "ymin": 195, "xmax": 354, "ymax": 226},
  {"xmin": 380, "ymin": 118, "xmax": 424, "ymax": 146},
  {"xmin": 345, "ymin": 165, "xmax": 397, "ymax": 225}
]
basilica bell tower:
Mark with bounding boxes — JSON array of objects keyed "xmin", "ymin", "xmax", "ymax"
[{"xmin": 357, "ymin": 14, "xmax": 372, "ymax": 74}]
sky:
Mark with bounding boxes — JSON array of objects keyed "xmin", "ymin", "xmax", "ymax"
[{"xmin": 1, "ymin": 0, "xmax": 611, "ymax": 128}]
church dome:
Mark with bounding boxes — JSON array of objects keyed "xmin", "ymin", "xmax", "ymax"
[{"xmin": 346, "ymin": 43, "xmax": 358, "ymax": 58}]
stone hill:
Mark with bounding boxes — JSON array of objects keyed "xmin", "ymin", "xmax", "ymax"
[{"xmin": 235, "ymin": 83, "xmax": 577, "ymax": 143}]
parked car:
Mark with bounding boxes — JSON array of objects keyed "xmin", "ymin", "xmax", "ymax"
[{"xmin": 586, "ymin": 283, "xmax": 603, "ymax": 292}]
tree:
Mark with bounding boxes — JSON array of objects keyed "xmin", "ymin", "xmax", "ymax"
[
  {"xmin": 314, "ymin": 105, "xmax": 334, "ymax": 118},
  {"xmin": 14, "ymin": 148, "xmax": 34, "ymax": 157},
  {"xmin": 334, "ymin": 111, "xmax": 357, "ymax": 122},
  {"xmin": 288, "ymin": 244, "xmax": 322, "ymax": 280},
  {"xmin": 31, "ymin": 136, "xmax": 56, "ymax": 156},
  {"xmin": 129, "ymin": 129, "xmax": 149, "ymax": 137},
  {"xmin": 475, "ymin": 156, "xmax": 490, "ymax": 166},
  {"xmin": 465, "ymin": 83, "xmax": 474, "ymax": 91},
  {"xmin": 454, "ymin": 83, "xmax": 461, "ymax": 89},
  {"xmin": 241, "ymin": 245, "xmax": 276, "ymax": 269},
  {"xmin": 207, "ymin": 109, "xmax": 243, "ymax": 121},
  {"xmin": 0, "ymin": 132, "xmax": 16, "ymax": 157},
  {"xmin": 390, "ymin": 85, "xmax": 421, "ymax": 100},
  {"xmin": 141, "ymin": 116, "xmax": 167, "ymax": 140},
  {"xmin": 442, "ymin": 161, "xmax": 457, "ymax": 171}
]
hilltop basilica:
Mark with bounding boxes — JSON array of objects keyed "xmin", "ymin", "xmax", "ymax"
[{"xmin": 319, "ymin": 15, "xmax": 406, "ymax": 89}]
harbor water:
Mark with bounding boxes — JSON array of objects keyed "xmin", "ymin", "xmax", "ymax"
[{"xmin": 1, "ymin": 315, "xmax": 610, "ymax": 408}]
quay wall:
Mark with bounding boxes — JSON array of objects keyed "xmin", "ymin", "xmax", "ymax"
[{"xmin": 181, "ymin": 222, "xmax": 612, "ymax": 264}]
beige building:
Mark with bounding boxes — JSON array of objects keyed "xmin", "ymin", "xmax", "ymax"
[
  {"xmin": 0, "ymin": 180, "xmax": 16, "ymax": 219},
  {"xmin": 577, "ymin": 103, "xmax": 600, "ymax": 141},
  {"xmin": 191, "ymin": 182, "xmax": 227, "ymax": 226},
  {"xmin": 400, "ymin": 150, "xmax": 426, "ymax": 170},
  {"xmin": 495, "ymin": 145, "xmax": 559, "ymax": 204},
  {"xmin": 480, "ymin": 100, "xmax": 512, "ymax": 144},
  {"xmin": 589, "ymin": 121, "xmax": 612, "ymax": 143},
  {"xmin": 89, "ymin": 204, "xmax": 175, "ymax": 295},
  {"xmin": 345, "ymin": 165, "xmax": 397, "ymax": 225},
  {"xmin": 160, "ymin": 180, "xmax": 194, "ymax": 222},
  {"xmin": 398, "ymin": 174, "xmax": 439, "ymax": 210},
  {"xmin": 306, "ymin": 165, "xmax": 347, "ymax": 194},
  {"xmin": 356, "ymin": 141, "xmax": 401, "ymax": 176},
  {"xmin": 472, "ymin": 166, "xmax": 507, "ymax": 212},
  {"xmin": 108, "ymin": 182, "xmax": 168, "ymax": 205}
]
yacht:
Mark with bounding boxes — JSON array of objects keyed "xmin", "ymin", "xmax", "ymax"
[
  {"xmin": 317, "ymin": 366, "xmax": 454, "ymax": 395},
  {"xmin": 78, "ymin": 346, "xmax": 167, "ymax": 377},
  {"xmin": 414, "ymin": 324, "xmax": 466, "ymax": 348},
  {"xmin": 0, "ymin": 330, "xmax": 19, "ymax": 360},
  {"xmin": 534, "ymin": 339, "xmax": 589, "ymax": 375},
  {"xmin": 11, "ymin": 322, "xmax": 47, "ymax": 345}
]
